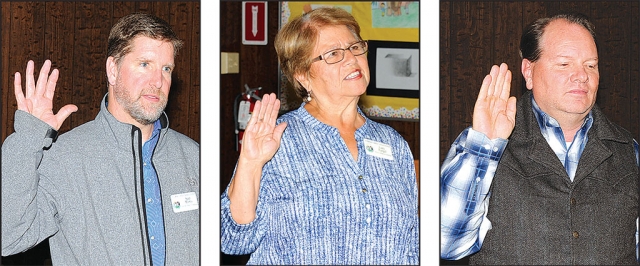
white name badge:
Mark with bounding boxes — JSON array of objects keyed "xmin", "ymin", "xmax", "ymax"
[
  {"xmin": 363, "ymin": 139, "xmax": 394, "ymax": 160},
  {"xmin": 171, "ymin": 192, "xmax": 199, "ymax": 213}
]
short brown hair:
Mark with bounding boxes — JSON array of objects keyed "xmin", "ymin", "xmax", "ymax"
[
  {"xmin": 275, "ymin": 7, "xmax": 362, "ymax": 99},
  {"xmin": 107, "ymin": 13, "xmax": 183, "ymax": 64}
]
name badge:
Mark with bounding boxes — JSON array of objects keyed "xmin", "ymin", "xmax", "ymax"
[
  {"xmin": 363, "ymin": 139, "xmax": 394, "ymax": 160},
  {"xmin": 171, "ymin": 192, "xmax": 199, "ymax": 213}
]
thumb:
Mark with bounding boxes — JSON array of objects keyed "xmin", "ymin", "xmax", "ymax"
[
  {"xmin": 54, "ymin": 104, "xmax": 79, "ymax": 129},
  {"xmin": 272, "ymin": 122, "xmax": 287, "ymax": 143}
]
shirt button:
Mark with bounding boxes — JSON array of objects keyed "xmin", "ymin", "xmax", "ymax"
[
  {"xmin": 358, "ymin": 175, "xmax": 363, "ymax": 180},
  {"xmin": 362, "ymin": 188, "xmax": 367, "ymax": 193},
  {"xmin": 366, "ymin": 204, "xmax": 370, "ymax": 209},
  {"xmin": 147, "ymin": 198, "xmax": 152, "ymax": 203},
  {"xmin": 150, "ymin": 236, "xmax": 155, "ymax": 240},
  {"xmin": 366, "ymin": 218, "xmax": 371, "ymax": 223},
  {"xmin": 572, "ymin": 231, "xmax": 579, "ymax": 238},
  {"xmin": 483, "ymin": 144, "xmax": 491, "ymax": 150},
  {"xmin": 570, "ymin": 198, "xmax": 576, "ymax": 205}
]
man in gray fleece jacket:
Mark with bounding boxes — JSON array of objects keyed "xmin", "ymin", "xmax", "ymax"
[{"xmin": 1, "ymin": 14, "xmax": 199, "ymax": 265}]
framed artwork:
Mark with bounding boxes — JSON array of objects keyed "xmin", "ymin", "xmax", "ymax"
[{"xmin": 366, "ymin": 40, "xmax": 419, "ymax": 98}]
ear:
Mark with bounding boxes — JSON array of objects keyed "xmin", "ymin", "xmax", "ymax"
[
  {"xmin": 294, "ymin": 72, "xmax": 308, "ymax": 89},
  {"xmin": 521, "ymin": 59, "xmax": 534, "ymax": 90},
  {"xmin": 106, "ymin": 56, "xmax": 118, "ymax": 86}
]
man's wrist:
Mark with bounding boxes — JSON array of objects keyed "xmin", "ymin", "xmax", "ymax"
[{"xmin": 43, "ymin": 128, "xmax": 59, "ymax": 149}]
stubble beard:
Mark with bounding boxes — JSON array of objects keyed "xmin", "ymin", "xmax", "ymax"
[{"xmin": 114, "ymin": 79, "xmax": 168, "ymax": 126}]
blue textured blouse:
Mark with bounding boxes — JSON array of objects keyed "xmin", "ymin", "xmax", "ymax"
[{"xmin": 221, "ymin": 104, "xmax": 419, "ymax": 265}]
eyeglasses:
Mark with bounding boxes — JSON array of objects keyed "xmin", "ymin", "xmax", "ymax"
[{"xmin": 311, "ymin": 40, "xmax": 368, "ymax": 64}]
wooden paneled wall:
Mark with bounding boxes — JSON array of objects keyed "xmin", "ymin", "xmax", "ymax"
[
  {"xmin": 219, "ymin": 2, "xmax": 419, "ymax": 265},
  {"xmin": 440, "ymin": 1, "xmax": 639, "ymax": 265},
  {"xmin": 441, "ymin": 1, "xmax": 640, "ymax": 164},
  {"xmin": 0, "ymin": 2, "xmax": 199, "ymax": 265}
]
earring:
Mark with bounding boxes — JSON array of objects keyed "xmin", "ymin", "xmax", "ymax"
[{"xmin": 306, "ymin": 91, "xmax": 312, "ymax": 102}]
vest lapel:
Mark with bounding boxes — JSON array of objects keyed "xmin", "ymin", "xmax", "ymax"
[
  {"xmin": 508, "ymin": 91, "xmax": 570, "ymax": 181},
  {"xmin": 526, "ymin": 138, "xmax": 570, "ymax": 179},
  {"xmin": 572, "ymin": 134, "xmax": 612, "ymax": 184}
]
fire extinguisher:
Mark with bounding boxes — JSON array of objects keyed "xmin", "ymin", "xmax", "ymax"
[{"xmin": 234, "ymin": 84, "xmax": 262, "ymax": 151}]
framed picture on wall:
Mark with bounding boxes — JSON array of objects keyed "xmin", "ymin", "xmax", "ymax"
[{"xmin": 366, "ymin": 40, "xmax": 419, "ymax": 98}]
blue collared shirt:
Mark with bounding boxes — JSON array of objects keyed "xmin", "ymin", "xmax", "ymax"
[
  {"xmin": 531, "ymin": 98, "xmax": 592, "ymax": 181},
  {"xmin": 440, "ymin": 96, "xmax": 640, "ymax": 260},
  {"xmin": 143, "ymin": 120, "xmax": 165, "ymax": 266},
  {"xmin": 221, "ymin": 104, "xmax": 419, "ymax": 265}
]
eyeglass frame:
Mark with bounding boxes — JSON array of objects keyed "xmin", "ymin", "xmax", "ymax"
[{"xmin": 311, "ymin": 40, "xmax": 369, "ymax": 65}]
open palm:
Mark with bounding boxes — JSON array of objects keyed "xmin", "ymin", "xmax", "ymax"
[
  {"xmin": 14, "ymin": 60, "xmax": 77, "ymax": 130},
  {"xmin": 240, "ymin": 93, "xmax": 287, "ymax": 165},
  {"xmin": 472, "ymin": 63, "xmax": 517, "ymax": 140}
]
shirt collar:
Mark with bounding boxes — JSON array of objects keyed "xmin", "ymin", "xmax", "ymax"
[
  {"xmin": 530, "ymin": 94, "xmax": 594, "ymax": 142},
  {"xmin": 149, "ymin": 119, "xmax": 162, "ymax": 142},
  {"xmin": 106, "ymin": 96, "xmax": 163, "ymax": 142}
]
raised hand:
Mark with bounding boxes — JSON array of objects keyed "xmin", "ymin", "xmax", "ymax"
[
  {"xmin": 228, "ymin": 93, "xmax": 287, "ymax": 224},
  {"xmin": 472, "ymin": 63, "xmax": 517, "ymax": 140},
  {"xmin": 14, "ymin": 60, "xmax": 78, "ymax": 130},
  {"xmin": 239, "ymin": 93, "xmax": 288, "ymax": 165}
]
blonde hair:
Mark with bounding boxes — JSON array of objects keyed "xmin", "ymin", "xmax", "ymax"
[{"xmin": 275, "ymin": 7, "xmax": 362, "ymax": 99}]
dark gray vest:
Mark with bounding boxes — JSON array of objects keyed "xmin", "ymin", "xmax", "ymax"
[{"xmin": 470, "ymin": 92, "xmax": 638, "ymax": 265}]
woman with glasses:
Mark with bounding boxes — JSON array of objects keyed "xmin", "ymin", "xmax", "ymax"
[{"xmin": 221, "ymin": 7, "xmax": 418, "ymax": 265}]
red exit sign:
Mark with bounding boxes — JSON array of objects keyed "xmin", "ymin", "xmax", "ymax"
[{"xmin": 242, "ymin": 2, "xmax": 267, "ymax": 45}]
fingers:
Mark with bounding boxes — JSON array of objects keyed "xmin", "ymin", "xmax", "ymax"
[
  {"xmin": 35, "ymin": 60, "xmax": 53, "ymax": 98},
  {"xmin": 261, "ymin": 93, "xmax": 275, "ymax": 123},
  {"xmin": 254, "ymin": 93, "xmax": 279, "ymax": 124},
  {"xmin": 14, "ymin": 72, "xmax": 27, "ymax": 111},
  {"xmin": 477, "ymin": 64, "xmax": 500, "ymax": 100},
  {"xmin": 494, "ymin": 63, "xmax": 511, "ymax": 100},
  {"xmin": 488, "ymin": 64, "xmax": 500, "ymax": 98},
  {"xmin": 20, "ymin": 60, "xmax": 58, "ymax": 102},
  {"xmin": 490, "ymin": 64, "xmax": 505, "ymax": 98},
  {"xmin": 266, "ymin": 93, "xmax": 280, "ymax": 124},
  {"xmin": 506, "ymin": 96, "xmax": 517, "ymax": 121},
  {"xmin": 243, "ymin": 93, "xmax": 281, "ymax": 133},
  {"xmin": 246, "ymin": 99, "xmax": 263, "ymax": 128},
  {"xmin": 477, "ymin": 73, "xmax": 492, "ymax": 100},
  {"xmin": 479, "ymin": 63, "xmax": 511, "ymax": 101},
  {"xmin": 25, "ymin": 60, "xmax": 35, "ymax": 99},
  {"xmin": 45, "ymin": 68, "xmax": 59, "ymax": 100},
  {"xmin": 499, "ymin": 69, "xmax": 512, "ymax": 100}
]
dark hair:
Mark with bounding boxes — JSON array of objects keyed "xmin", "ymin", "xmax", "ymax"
[
  {"xmin": 275, "ymin": 7, "xmax": 362, "ymax": 99},
  {"xmin": 520, "ymin": 13, "xmax": 597, "ymax": 62},
  {"xmin": 107, "ymin": 13, "xmax": 183, "ymax": 64}
]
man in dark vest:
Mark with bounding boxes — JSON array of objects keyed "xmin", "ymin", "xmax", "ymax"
[{"xmin": 440, "ymin": 13, "xmax": 639, "ymax": 265}]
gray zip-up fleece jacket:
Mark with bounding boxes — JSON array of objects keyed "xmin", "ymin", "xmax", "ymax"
[{"xmin": 1, "ymin": 95, "xmax": 200, "ymax": 265}]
